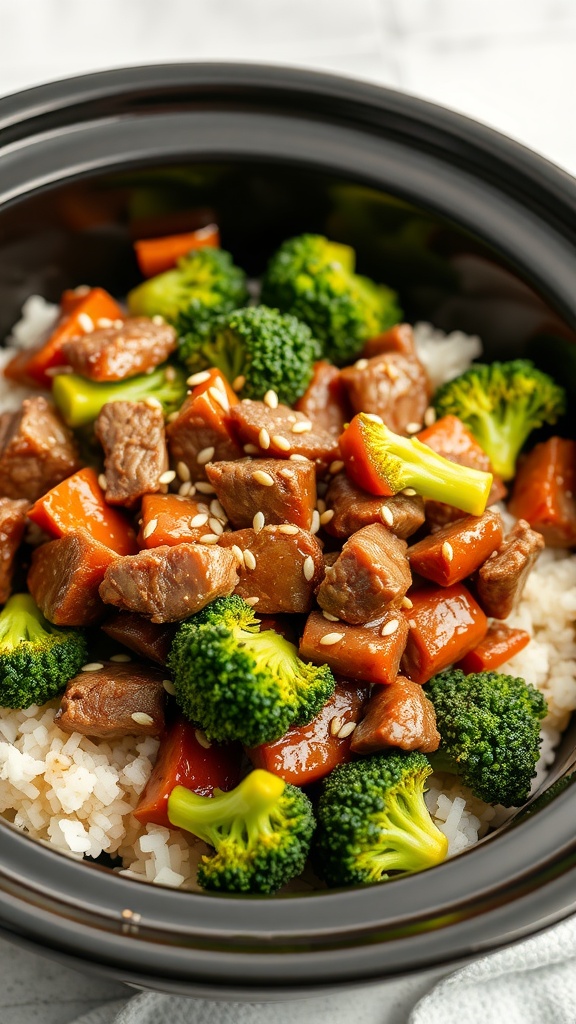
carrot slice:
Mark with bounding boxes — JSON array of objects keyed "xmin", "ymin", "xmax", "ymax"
[
  {"xmin": 188, "ymin": 367, "xmax": 239, "ymax": 408},
  {"xmin": 299, "ymin": 609, "xmax": 409, "ymax": 686},
  {"xmin": 456, "ymin": 623, "xmax": 530, "ymax": 674},
  {"xmin": 401, "ymin": 583, "xmax": 488, "ymax": 684},
  {"xmin": 407, "ymin": 509, "xmax": 504, "ymax": 587},
  {"xmin": 138, "ymin": 493, "xmax": 214, "ymax": 549},
  {"xmin": 508, "ymin": 437, "xmax": 576, "ymax": 548},
  {"xmin": 28, "ymin": 468, "xmax": 137, "ymax": 556},
  {"xmin": 134, "ymin": 225, "xmax": 220, "ymax": 278}
]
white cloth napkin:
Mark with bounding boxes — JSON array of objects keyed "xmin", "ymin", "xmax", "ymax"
[{"xmin": 69, "ymin": 915, "xmax": 576, "ymax": 1024}]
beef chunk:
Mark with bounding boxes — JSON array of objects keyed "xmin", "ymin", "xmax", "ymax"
[
  {"xmin": 219, "ymin": 525, "xmax": 324, "ymax": 613},
  {"xmin": 300, "ymin": 609, "xmax": 409, "ymax": 685},
  {"xmin": 62, "ymin": 317, "xmax": 177, "ymax": 381},
  {"xmin": 0, "ymin": 498, "xmax": 30, "ymax": 605},
  {"xmin": 476, "ymin": 519, "xmax": 545, "ymax": 619},
  {"xmin": 95, "ymin": 401, "xmax": 168, "ymax": 508},
  {"xmin": 324, "ymin": 473, "xmax": 425, "ymax": 540},
  {"xmin": 102, "ymin": 611, "xmax": 176, "ymax": 666},
  {"xmin": 339, "ymin": 350, "xmax": 431, "ymax": 435},
  {"xmin": 360, "ymin": 323, "xmax": 417, "ymax": 359},
  {"xmin": 166, "ymin": 388, "xmax": 243, "ymax": 483},
  {"xmin": 27, "ymin": 533, "xmax": 116, "ymax": 626},
  {"xmin": 99, "ymin": 543, "xmax": 238, "ymax": 623},
  {"xmin": 229, "ymin": 399, "xmax": 339, "ymax": 472},
  {"xmin": 316, "ymin": 524, "xmax": 411, "ymax": 624},
  {"xmin": 350, "ymin": 676, "xmax": 440, "ymax": 755},
  {"xmin": 0, "ymin": 397, "xmax": 80, "ymax": 502},
  {"xmin": 55, "ymin": 661, "xmax": 166, "ymax": 739},
  {"xmin": 294, "ymin": 361, "xmax": 349, "ymax": 437},
  {"xmin": 206, "ymin": 458, "xmax": 316, "ymax": 530}
]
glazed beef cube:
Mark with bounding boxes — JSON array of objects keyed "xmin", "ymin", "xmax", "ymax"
[
  {"xmin": 0, "ymin": 397, "xmax": 80, "ymax": 501},
  {"xmin": 360, "ymin": 323, "xmax": 417, "ymax": 359},
  {"xmin": 325, "ymin": 473, "xmax": 425, "ymax": 540},
  {"xmin": 294, "ymin": 361, "xmax": 349, "ymax": 437},
  {"xmin": 317, "ymin": 524, "xmax": 412, "ymax": 624},
  {"xmin": 229, "ymin": 400, "xmax": 339, "ymax": 472},
  {"xmin": 408, "ymin": 509, "xmax": 504, "ymax": 587},
  {"xmin": 61, "ymin": 317, "xmax": 177, "ymax": 381},
  {"xmin": 0, "ymin": 498, "xmax": 30, "ymax": 605},
  {"xmin": 166, "ymin": 388, "xmax": 243, "ymax": 483},
  {"xmin": 476, "ymin": 519, "xmax": 545, "ymax": 619},
  {"xmin": 206, "ymin": 458, "xmax": 316, "ymax": 530},
  {"xmin": 508, "ymin": 437, "xmax": 576, "ymax": 548},
  {"xmin": 219, "ymin": 525, "xmax": 323, "ymax": 614},
  {"xmin": 99, "ymin": 543, "xmax": 238, "ymax": 623},
  {"xmin": 27, "ymin": 533, "xmax": 117, "ymax": 626},
  {"xmin": 339, "ymin": 350, "xmax": 431, "ymax": 435},
  {"xmin": 401, "ymin": 583, "xmax": 488, "ymax": 684},
  {"xmin": 55, "ymin": 661, "xmax": 166, "ymax": 739},
  {"xmin": 300, "ymin": 609, "xmax": 409, "ymax": 686},
  {"xmin": 350, "ymin": 676, "xmax": 440, "ymax": 755},
  {"xmin": 102, "ymin": 611, "xmax": 176, "ymax": 666},
  {"xmin": 95, "ymin": 401, "xmax": 168, "ymax": 508}
]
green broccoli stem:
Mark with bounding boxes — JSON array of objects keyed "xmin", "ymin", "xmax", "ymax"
[
  {"xmin": 0, "ymin": 594, "xmax": 50, "ymax": 651},
  {"xmin": 52, "ymin": 364, "xmax": 187, "ymax": 427},
  {"xmin": 167, "ymin": 771, "xmax": 286, "ymax": 845},
  {"xmin": 358, "ymin": 786, "xmax": 448, "ymax": 879},
  {"xmin": 467, "ymin": 404, "xmax": 534, "ymax": 482},
  {"xmin": 190, "ymin": 327, "xmax": 247, "ymax": 383}
]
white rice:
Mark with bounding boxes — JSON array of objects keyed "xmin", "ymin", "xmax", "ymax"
[
  {"xmin": 413, "ymin": 321, "xmax": 483, "ymax": 391},
  {"xmin": 0, "ymin": 295, "xmax": 57, "ymax": 411}
]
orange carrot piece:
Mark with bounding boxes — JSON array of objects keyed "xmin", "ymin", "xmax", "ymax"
[
  {"xmin": 407, "ymin": 509, "xmax": 504, "ymax": 587},
  {"xmin": 456, "ymin": 622, "xmax": 530, "ymax": 674},
  {"xmin": 509, "ymin": 437, "xmax": 576, "ymax": 548},
  {"xmin": 28, "ymin": 468, "xmax": 137, "ymax": 556},
  {"xmin": 138, "ymin": 493, "xmax": 213, "ymax": 549},
  {"xmin": 401, "ymin": 583, "xmax": 488, "ymax": 684},
  {"xmin": 188, "ymin": 367, "xmax": 239, "ymax": 408},
  {"xmin": 134, "ymin": 225, "xmax": 220, "ymax": 278},
  {"xmin": 299, "ymin": 609, "xmax": 409, "ymax": 686},
  {"xmin": 338, "ymin": 414, "xmax": 395, "ymax": 495}
]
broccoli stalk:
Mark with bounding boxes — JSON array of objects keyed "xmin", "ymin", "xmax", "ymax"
[
  {"xmin": 52, "ymin": 363, "xmax": 187, "ymax": 427},
  {"xmin": 167, "ymin": 769, "xmax": 315, "ymax": 893},
  {"xmin": 168, "ymin": 595, "xmax": 335, "ymax": 748},
  {"xmin": 339, "ymin": 413, "xmax": 493, "ymax": 516},
  {"xmin": 426, "ymin": 669, "xmax": 547, "ymax": 806},
  {"xmin": 127, "ymin": 246, "xmax": 249, "ymax": 325},
  {"xmin": 0, "ymin": 594, "xmax": 87, "ymax": 709},
  {"xmin": 314, "ymin": 752, "xmax": 448, "ymax": 887},
  {"xmin": 434, "ymin": 360, "xmax": 566, "ymax": 480}
]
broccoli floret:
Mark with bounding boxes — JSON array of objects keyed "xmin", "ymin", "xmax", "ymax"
[
  {"xmin": 433, "ymin": 360, "xmax": 566, "ymax": 481},
  {"xmin": 261, "ymin": 233, "xmax": 402, "ymax": 364},
  {"xmin": 340, "ymin": 413, "xmax": 493, "ymax": 516},
  {"xmin": 127, "ymin": 247, "xmax": 249, "ymax": 327},
  {"xmin": 168, "ymin": 595, "xmax": 335, "ymax": 748},
  {"xmin": 426, "ymin": 670, "xmax": 547, "ymax": 807},
  {"xmin": 0, "ymin": 594, "xmax": 87, "ymax": 709},
  {"xmin": 167, "ymin": 769, "xmax": 315, "ymax": 894},
  {"xmin": 176, "ymin": 304, "xmax": 321, "ymax": 404},
  {"xmin": 52, "ymin": 363, "xmax": 187, "ymax": 428},
  {"xmin": 314, "ymin": 752, "xmax": 448, "ymax": 888}
]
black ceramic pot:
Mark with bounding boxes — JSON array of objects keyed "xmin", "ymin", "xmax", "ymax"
[{"xmin": 0, "ymin": 64, "xmax": 575, "ymax": 999}]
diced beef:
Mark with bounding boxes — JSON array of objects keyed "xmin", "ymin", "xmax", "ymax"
[
  {"xmin": 229, "ymin": 399, "xmax": 339, "ymax": 472},
  {"xmin": 339, "ymin": 350, "xmax": 431, "ymax": 435},
  {"xmin": 476, "ymin": 519, "xmax": 545, "ymax": 619},
  {"xmin": 55, "ymin": 661, "xmax": 166, "ymax": 739},
  {"xmin": 294, "ymin": 361, "xmax": 349, "ymax": 437},
  {"xmin": 27, "ymin": 532, "xmax": 117, "ymax": 626},
  {"xmin": 361, "ymin": 322, "xmax": 417, "ymax": 359},
  {"xmin": 95, "ymin": 401, "xmax": 168, "ymax": 508},
  {"xmin": 350, "ymin": 676, "xmax": 440, "ymax": 755},
  {"xmin": 61, "ymin": 317, "xmax": 177, "ymax": 381},
  {"xmin": 219, "ymin": 525, "xmax": 324, "ymax": 613},
  {"xmin": 166, "ymin": 388, "xmax": 243, "ymax": 483},
  {"xmin": 0, "ymin": 397, "xmax": 80, "ymax": 502},
  {"xmin": 316, "ymin": 524, "xmax": 411, "ymax": 624},
  {"xmin": 206, "ymin": 458, "xmax": 316, "ymax": 530},
  {"xmin": 99, "ymin": 543, "xmax": 238, "ymax": 623},
  {"xmin": 0, "ymin": 498, "xmax": 30, "ymax": 605},
  {"xmin": 102, "ymin": 611, "xmax": 176, "ymax": 666},
  {"xmin": 299, "ymin": 609, "xmax": 409, "ymax": 686},
  {"xmin": 508, "ymin": 437, "xmax": 576, "ymax": 548},
  {"xmin": 324, "ymin": 473, "xmax": 425, "ymax": 540},
  {"xmin": 407, "ymin": 509, "xmax": 504, "ymax": 587}
]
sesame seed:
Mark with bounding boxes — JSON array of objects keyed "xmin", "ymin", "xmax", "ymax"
[
  {"xmin": 199, "ymin": 533, "xmax": 220, "ymax": 544},
  {"xmin": 311, "ymin": 509, "xmax": 321, "ymax": 534},
  {"xmin": 163, "ymin": 368, "xmax": 176, "ymax": 386},
  {"xmin": 442, "ymin": 541, "xmax": 454, "ymax": 562},
  {"xmin": 322, "ymin": 610, "xmax": 340, "ymax": 622},
  {"xmin": 152, "ymin": 314, "xmax": 165, "ymax": 325},
  {"xmin": 178, "ymin": 481, "xmax": 194, "ymax": 496},
  {"xmin": 253, "ymin": 511, "xmax": 265, "ymax": 533},
  {"xmin": 187, "ymin": 370, "xmax": 211, "ymax": 386},
  {"xmin": 232, "ymin": 375, "xmax": 246, "ymax": 392},
  {"xmin": 320, "ymin": 509, "xmax": 334, "ymax": 526},
  {"xmin": 406, "ymin": 421, "xmax": 422, "ymax": 434},
  {"xmin": 197, "ymin": 446, "xmax": 215, "ymax": 466},
  {"xmin": 337, "ymin": 721, "xmax": 357, "ymax": 739},
  {"xmin": 408, "ymin": 619, "xmax": 417, "ymax": 629},
  {"xmin": 401, "ymin": 596, "xmax": 413, "ymax": 609},
  {"xmin": 264, "ymin": 389, "xmax": 279, "ymax": 409},
  {"xmin": 329, "ymin": 716, "xmax": 343, "ymax": 737},
  {"xmin": 244, "ymin": 443, "xmax": 259, "ymax": 455},
  {"xmin": 210, "ymin": 499, "xmax": 226, "ymax": 521},
  {"xmin": 167, "ymin": 411, "xmax": 179, "ymax": 423},
  {"xmin": 364, "ymin": 413, "xmax": 383, "ymax": 424},
  {"xmin": 289, "ymin": 453, "xmax": 309, "ymax": 462},
  {"xmin": 319, "ymin": 632, "xmax": 345, "ymax": 646},
  {"xmin": 316, "ymin": 498, "xmax": 327, "ymax": 515},
  {"xmin": 195, "ymin": 729, "xmax": 211, "ymax": 749},
  {"xmin": 98, "ymin": 473, "xmax": 107, "ymax": 491},
  {"xmin": 245, "ymin": 596, "xmax": 260, "ymax": 607},
  {"xmin": 354, "ymin": 358, "xmax": 369, "ymax": 370},
  {"xmin": 231, "ymin": 545, "xmax": 245, "ymax": 567},
  {"xmin": 258, "ymin": 427, "xmax": 271, "ymax": 450},
  {"xmin": 77, "ymin": 312, "xmax": 94, "ymax": 333},
  {"xmin": 110, "ymin": 653, "xmax": 132, "ymax": 663},
  {"xmin": 303, "ymin": 555, "xmax": 315, "ymax": 581},
  {"xmin": 244, "ymin": 550, "xmax": 257, "ymax": 570},
  {"xmin": 329, "ymin": 460, "xmax": 344, "ymax": 475},
  {"xmin": 381, "ymin": 618, "xmax": 399, "ymax": 637},
  {"xmin": 291, "ymin": 421, "xmax": 312, "ymax": 434},
  {"xmin": 132, "ymin": 712, "xmax": 154, "ymax": 726},
  {"xmin": 176, "ymin": 461, "xmax": 191, "ymax": 482},
  {"xmin": 213, "ymin": 375, "xmax": 227, "ymax": 395},
  {"xmin": 272, "ymin": 434, "xmax": 290, "ymax": 451},
  {"xmin": 144, "ymin": 397, "xmax": 162, "ymax": 410},
  {"xmin": 81, "ymin": 662, "xmax": 104, "ymax": 672},
  {"xmin": 113, "ymin": 319, "xmax": 124, "ymax": 329},
  {"xmin": 402, "ymin": 488, "xmax": 417, "ymax": 496},
  {"xmin": 208, "ymin": 517, "xmax": 224, "ymax": 535},
  {"xmin": 387, "ymin": 363, "xmax": 399, "ymax": 381},
  {"xmin": 278, "ymin": 524, "xmax": 298, "ymax": 535},
  {"xmin": 45, "ymin": 365, "xmax": 73, "ymax": 377},
  {"xmin": 97, "ymin": 317, "xmax": 113, "ymax": 328},
  {"xmin": 163, "ymin": 679, "xmax": 176, "ymax": 695},
  {"xmin": 73, "ymin": 284, "xmax": 90, "ymax": 296},
  {"xmin": 279, "ymin": 468, "xmax": 295, "ymax": 479},
  {"xmin": 195, "ymin": 481, "xmax": 216, "ymax": 494},
  {"xmin": 159, "ymin": 469, "xmax": 176, "ymax": 484},
  {"xmin": 142, "ymin": 518, "xmax": 158, "ymax": 539},
  {"xmin": 381, "ymin": 505, "xmax": 394, "ymax": 527},
  {"xmin": 252, "ymin": 470, "xmax": 275, "ymax": 487},
  {"xmin": 209, "ymin": 386, "xmax": 229, "ymax": 411},
  {"xmin": 424, "ymin": 406, "xmax": 436, "ymax": 427}
]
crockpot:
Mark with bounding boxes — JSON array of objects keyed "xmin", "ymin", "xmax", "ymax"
[{"xmin": 0, "ymin": 63, "xmax": 575, "ymax": 999}]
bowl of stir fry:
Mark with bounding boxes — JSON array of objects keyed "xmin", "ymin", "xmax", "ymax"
[{"xmin": 0, "ymin": 63, "xmax": 575, "ymax": 997}]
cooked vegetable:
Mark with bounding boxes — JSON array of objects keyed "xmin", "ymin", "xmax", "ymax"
[
  {"xmin": 176, "ymin": 305, "xmax": 321, "ymax": 405},
  {"xmin": 401, "ymin": 584, "xmax": 488, "ymax": 685},
  {"xmin": 340, "ymin": 413, "xmax": 493, "ymax": 516},
  {"xmin": 261, "ymin": 233, "xmax": 401, "ymax": 364},
  {"xmin": 167, "ymin": 768, "xmax": 315, "ymax": 893},
  {"xmin": 313, "ymin": 752, "xmax": 448, "ymax": 887},
  {"xmin": 134, "ymin": 224, "xmax": 220, "ymax": 278},
  {"xmin": 407, "ymin": 509, "xmax": 504, "ymax": 587},
  {"xmin": 426, "ymin": 669, "xmax": 547, "ymax": 806},
  {"xmin": 168, "ymin": 595, "xmax": 335, "ymax": 748},
  {"xmin": 456, "ymin": 623, "xmax": 531, "ymax": 674},
  {"xmin": 0, "ymin": 593, "xmax": 87, "ymax": 709},
  {"xmin": 508, "ymin": 437, "xmax": 576, "ymax": 548},
  {"xmin": 433, "ymin": 360, "xmax": 566, "ymax": 481},
  {"xmin": 52, "ymin": 363, "xmax": 187, "ymax": 428},
  {"xmin": 128, "ymin": 247, "xmax": 248, "ymax": 330}
]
